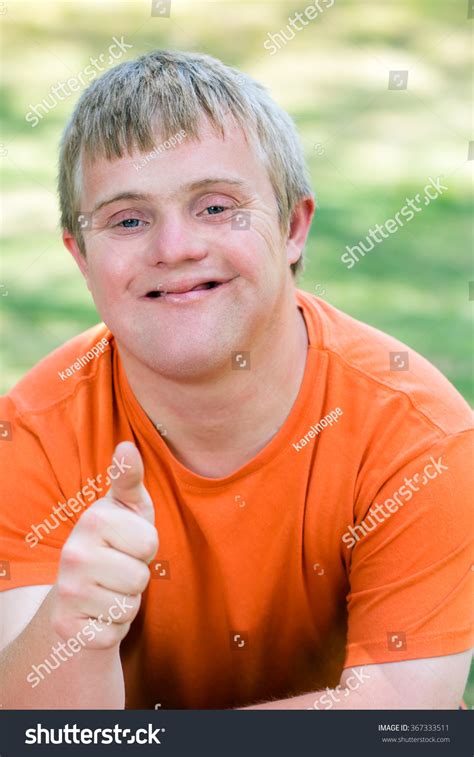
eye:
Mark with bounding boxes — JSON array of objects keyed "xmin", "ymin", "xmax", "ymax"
[
  {"xmin": 204, "ymin": 205, "xmax": 226, "ymax": 215},
  {"xmin": 196, "ymin": 194, "xmax": 238, "ymax": 220},
  {"xmin": 109, "ymin": 215, "xmax": 149, "ymax": 234},
  {"xmin": 116, "ymin": 218, "xmax": 144, "ymax": 228}
]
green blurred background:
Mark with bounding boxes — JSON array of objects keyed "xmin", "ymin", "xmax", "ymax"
[{"xmin": 1, "ymin": 0, "xmax": 472, "ymax": 704}]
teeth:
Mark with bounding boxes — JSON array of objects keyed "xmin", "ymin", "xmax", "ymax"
[
  {"xmin": 147, "ymin": 282, "xmax": 220, "ymax": 297},
  {"xmin": 148, "ymin": 282, "xmax": 219, "ymax": 296},
  {"xmin": 192, "ymin": 281, "xmax": 216, "ymax": 291}
]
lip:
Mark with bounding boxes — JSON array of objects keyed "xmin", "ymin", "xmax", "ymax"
[{"xmin": 141, "ymin": 278, "xmax": 236, "ymax": 305}]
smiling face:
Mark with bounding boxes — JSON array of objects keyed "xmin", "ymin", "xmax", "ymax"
[{"xmin": 64, "ymin": 115, "xmax": 307, "ymax": 379}]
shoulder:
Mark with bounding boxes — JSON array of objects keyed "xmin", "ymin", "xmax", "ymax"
[
  {"xmin": 296, "ymin": 289, "xmax": 472, "ymax": 437},
  {"xmin": 2, "ymin": 323, "xmax": 114, "ymax": 422}
]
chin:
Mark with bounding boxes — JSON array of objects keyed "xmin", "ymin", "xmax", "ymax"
[{"xmin": 131, "ymin": 334, "xmax": 234, "ymax": 380}]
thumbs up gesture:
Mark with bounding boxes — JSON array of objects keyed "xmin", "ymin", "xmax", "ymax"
[{"xmin": 52, "ymin": 442, "xmax": 158, "ymax": 649}]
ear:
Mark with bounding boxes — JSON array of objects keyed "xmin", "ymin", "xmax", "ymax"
[
  {"xmin": 62, "ymin": 230, "xmax": 91, "ymax": 290},
  {"xmin": 285, "ymin": 196, "xmax": 316, "ymax": 266}
]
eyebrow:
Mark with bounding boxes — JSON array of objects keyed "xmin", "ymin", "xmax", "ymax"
[{"xmin": 91, "ymin": 177, "xmax": 247, "ymax": 214}]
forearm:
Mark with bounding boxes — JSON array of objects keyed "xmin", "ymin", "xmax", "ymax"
[
  {"xmin": 239, "ymin": 657, "xmax": 464, "ymax": 709},
  {"xmin": 239, "ymin": 667, "xmax": 379, "ymax": 710},
  {"xmin": 0, "ymin": 586, "xmax": 125, "ymax": 709},
  {"xmin": 239, "ymin": 687, "xmax": 371, "ymax": 710}
]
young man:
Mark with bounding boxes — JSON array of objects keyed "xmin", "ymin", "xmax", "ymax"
[{"xmin": 0, "ymin": 50, "xmax": 472, "ymax": 710}]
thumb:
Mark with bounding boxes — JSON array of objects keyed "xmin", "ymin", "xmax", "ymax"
[{"xmin": 107, "ymin": 441, "xmax": 155, "ymax": 524}]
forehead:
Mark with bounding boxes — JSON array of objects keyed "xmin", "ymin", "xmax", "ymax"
[{"xmin": 80, "ymin": 114, "xmax": 271, "ymax": 204}]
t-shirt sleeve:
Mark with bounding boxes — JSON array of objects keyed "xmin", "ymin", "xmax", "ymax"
[
  {"xmin": 0, "ymin": 398, "xmax": 77, "ymax": 591},
  {"xmin": 343, "ymin": 430, "xmax": 474, "ymax": 668}
]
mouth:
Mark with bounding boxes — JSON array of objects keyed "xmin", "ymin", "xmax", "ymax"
[{"xmin": 143, "ymin": 279, "xmax": 233, "ymax": 304}]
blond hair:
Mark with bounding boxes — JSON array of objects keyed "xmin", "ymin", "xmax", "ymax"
[{"xmin": 58, "ymin": 50, "xmax": 313, "ymax": 275}]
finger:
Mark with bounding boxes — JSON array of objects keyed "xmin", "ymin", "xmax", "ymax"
[
  {"xmin": 108, "ymin": 441, "xmax": 155, "ymax": 524},
  {"xmin": 79, "ymin": 500, "xmax": 158, "ymax": 561},
  {"xmin": 88, "ymin": 547, "xmax": 152, "ymax": 596},
  {"xmin": 70, "ymin": 588, "xmax": 141, "ymax": 627}
]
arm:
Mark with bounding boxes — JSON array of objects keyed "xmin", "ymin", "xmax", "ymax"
[
  {"xmin": 0, "ymin": 585, "xmax": 124, "ymax": 709},
  {"xmin": 0, "ymin": 442, "xmax": 158, "ymax": 710},
  {"xmin": 239, "ymin": 650, "xmax": 472, "ymax": 709}
]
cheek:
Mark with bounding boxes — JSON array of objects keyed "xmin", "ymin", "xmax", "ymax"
[
  {"xmin": 229, "ymin": 233, "xmax": 280, "ymax": 280},
  {"xmin": 86, "ymin": 254, "xmax": 130, "ymax": 307}
]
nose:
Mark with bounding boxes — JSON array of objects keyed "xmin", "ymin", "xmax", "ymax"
[{"xmin": 145, "ymin": 211, "xmax": 208, "ymax": 267}]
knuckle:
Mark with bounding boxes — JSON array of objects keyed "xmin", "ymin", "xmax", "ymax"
[
  {"xmin": 141, "ymin": 531, "xmax": 158, "ymax": 559},
  {"xmin": 131, "ymin": 564, "xmax": 150, "ymax": 593},
  {"xmin": 128, "ymin": 594, "xmax": 141, "ymax": 618},
  {"xmin": 80, "ymin": 506, "xmax": 104, "ymax": 532},
  {"xmin": 77, "ymin": 509, "xmax": 96, "ymax": 532},
  {"xmin": 51, "ymin": 613, "xmax": 74, "ymax": 641},
  {"xmin": 128, "ymin": 594, "xmax": 142, "ymax": 617},
  {"xmin": 60, "ymin": 543, "xmax": 84, "ymax": 568},
  {"xmin": 116, "ymin": 600, "xmax": 137, "ymax": 624},
  {"xmin": 57, "ymin": 579, "xmax": 81, "ymax": 600}
]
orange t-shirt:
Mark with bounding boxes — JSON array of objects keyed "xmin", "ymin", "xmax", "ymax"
[{"xmin": 1, "ymin": 289, "xmax": 472, "ymax": 709}]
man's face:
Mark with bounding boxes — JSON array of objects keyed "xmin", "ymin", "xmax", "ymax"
[{"xmin": 69, "ymin": 116, "xmax": 300, "ymax": 378}]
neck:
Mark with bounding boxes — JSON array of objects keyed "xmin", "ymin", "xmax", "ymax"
[{"xmin": 118, "ymin": 289, "xmax": 309, "ymax": 477}]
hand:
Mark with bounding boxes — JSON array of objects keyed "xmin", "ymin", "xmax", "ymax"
[{"xmin": 52, "ymin": 442, "xmax": 158, "ymax": 649}]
